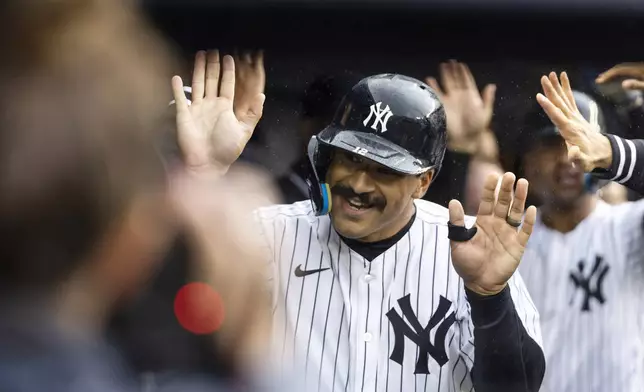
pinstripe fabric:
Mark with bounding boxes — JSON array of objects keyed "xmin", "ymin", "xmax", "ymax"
[
  {"xmin": 518, "ymin": 200, "xmax": 644, "ymax": 392},
  {"xmin": 256, "ymin": 199, "xmax": 542, "ymax": 392}
]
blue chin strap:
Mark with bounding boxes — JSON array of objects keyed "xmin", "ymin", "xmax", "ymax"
[
  {"xmin": 306, "ymin": 136, "xmax": 333, "ymax": 216},
  {"xmin": 584, "ymin": 173, "xmax": 594, "ymax": 192}
]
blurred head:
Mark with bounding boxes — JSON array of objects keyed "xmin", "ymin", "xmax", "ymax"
[
  {"xmin": 521, "ymin": 134, "xmax": 587, "ymax": 209},
  {"xmin": 326, "ymin": 149, "xmax": 433, "ymax": 241},
  {"xmin": 516, "ymin": 90, "xmax": 604, "ymax": 211},
  {"xmin": 0, "ymin": 0, "xmax": 176, "ymax": 308}
]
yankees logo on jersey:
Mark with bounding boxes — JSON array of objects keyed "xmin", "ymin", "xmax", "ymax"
[
  {"xmin": 256, "ymin": 199, "xmax": 542, "ymax": 392},
  {"xmin": 518, "ymin": 200, "xmax": 644, "ymax": 392},
  {"xmin": 569, "ymin": 255, "xmax": 609, "ymax": 312}
]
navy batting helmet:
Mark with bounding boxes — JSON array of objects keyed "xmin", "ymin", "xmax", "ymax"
[{"xmin": 306, "ymin": 74, "xmax": 447, "ymax": 216}]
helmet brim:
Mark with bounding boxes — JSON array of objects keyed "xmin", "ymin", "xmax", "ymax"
[{"xmin": 317, "ymin": 126, "xmax": 433, "ymax": 176}]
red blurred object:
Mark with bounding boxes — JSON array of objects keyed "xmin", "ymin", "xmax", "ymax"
[{"xmin": 174, "ymin": 282, "xmax": 225, "ymax": 335}]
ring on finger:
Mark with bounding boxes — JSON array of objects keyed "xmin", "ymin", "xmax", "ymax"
[{"xmin": 505, "ymin": 216, "xmax": 522, "ymax": 228}]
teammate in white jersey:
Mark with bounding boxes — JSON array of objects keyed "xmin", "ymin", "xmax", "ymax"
[
  {"xmin": 515, "ymin": 72, "xmax": 644, "ymax": 392},
  {"xmin": 170, "ymin": 51, "xmax": 546, "ymax": 392}
]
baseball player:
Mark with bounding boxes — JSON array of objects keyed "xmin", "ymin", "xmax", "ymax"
[
  {"xmin": 514, "ymin": 71, "xmax": 644, "ymax": 392},
  {"xmin": 170, "ymin": 50, "xmax": 545, "ymax": 392}
]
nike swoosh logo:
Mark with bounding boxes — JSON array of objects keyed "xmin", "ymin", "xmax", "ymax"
[{"xmin": 294, "ymin": 264, "xmax": 330, "ymax": 277}]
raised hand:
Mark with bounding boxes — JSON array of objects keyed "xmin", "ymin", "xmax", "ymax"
[
  {"xmin": 172, "ymin": 50, "xmax": 265, "ymax": 176},
  {"xmin": 449, "ymin": 172, "xmax": 537, "ymax": 296},
  {"xmin": 426, "ymin": 60, "xmax": 496, "ymax": 154},
  {"xmin": 596, "ymin": 62, "xmax": 644, "ymax": 90},
  {"xmin": 536, "ymin": 72, "xmax": 613, "ymax": 172}
]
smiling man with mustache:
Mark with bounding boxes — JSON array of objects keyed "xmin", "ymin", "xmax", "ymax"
[{"xmin": 171, "ymin": 53, "xmax": 545, "ymax": 392}]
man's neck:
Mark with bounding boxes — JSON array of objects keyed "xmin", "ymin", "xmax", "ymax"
[{"xmin": 540, "ymin": 195, "xmax": 598, "ymax": 233}]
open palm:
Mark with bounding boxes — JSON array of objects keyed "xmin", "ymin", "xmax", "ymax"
[
  {"xmin": 449, "ymin": 173, "xmax": 536, "ymax": 295},
  {"xmin": 172, "ymin": 50, "xmax": 265, "ymax": 173},
  {"xmin": 536, "ymin": 72, "xmax": 612, "ymax": 172},
  {"xmin": 426, "ymin": 61, "xmax": 496, "ymax": 153}
]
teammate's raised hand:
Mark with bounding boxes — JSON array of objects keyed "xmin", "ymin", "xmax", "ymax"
[
  {"xmin": 448, "ymin": 173, "xmax": 536, "ymax": 296},
  {"xmin": 233, "ymin": 50, "xmax": 265, "ymax": 120},
  {"xmin": 426, "ymin": 60, "xmax": 496, "ymax": 154},
  {"xmin": 596, "ymin": 62, "xmax": 644, "ymax": 90},
  {"xmin": 536, "ymin": 71, "xmax": 612, "ymax": 172},
  {"xmin": 172, "ymin": 50, "xmax": 266, "ymax": 176}
]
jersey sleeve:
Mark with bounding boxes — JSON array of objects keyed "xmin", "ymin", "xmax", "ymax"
[
  {"xmin": 450, "ymin": 272, "xmax": 544, "ymax": 391},
  {"xmin": 590, "ymin": 133, "xmax": 644, "ymax": 195}
]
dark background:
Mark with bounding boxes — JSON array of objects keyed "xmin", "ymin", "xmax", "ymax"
[{"xmin": 140, "ymin": 0, "xmax": 644, "ymax": 172}]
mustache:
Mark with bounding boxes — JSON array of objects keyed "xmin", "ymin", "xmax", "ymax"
[{"xmin": 331, "ymin": 184, "xmax": 386, "ymax": 209}]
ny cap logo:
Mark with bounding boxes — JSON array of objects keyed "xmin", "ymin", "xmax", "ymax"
[
  {"xmin": 569, "ymin": 255, "xmax": 609, "ymax": 312},
  {"xmin": 363, "ymin": 102, "xmax": 393, "ymax": 133},
  {"xmin": 386, "ymin": 294, "xmax": 456, "ymax": 375}
]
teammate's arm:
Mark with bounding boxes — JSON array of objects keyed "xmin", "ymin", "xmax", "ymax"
[
  {"xmin": 424, "ymin": 61, "xmax": 503, "ymax": 214},
  {"xmin": 537, "ymin": 71, "xmax": 644, "ymax": 195}
]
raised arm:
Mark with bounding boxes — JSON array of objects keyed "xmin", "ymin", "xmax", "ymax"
[
  {"xmin": 536, "ymin": 71, "xmax": 644, "ymax": 195},
  {"xmin": 425, "ymin": 61, "xmax": 503, "ymax": 213}
]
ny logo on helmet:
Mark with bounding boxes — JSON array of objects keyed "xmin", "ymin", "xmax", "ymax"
[{"xmin": 363, "ymin": 102, "xmax": 393, "ymax": 133}]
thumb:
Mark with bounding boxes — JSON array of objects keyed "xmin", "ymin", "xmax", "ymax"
[
  {"xmin": 568, "ymin": 145, "xmax": 594, "ymax": 171},
  {"xmin": 482, "ymin": 84, "xmax": 497, "ymax": 111},
  {"xmin": 623, "ymin": 79, "xmax": 644, "ymax": 91},
  {"xmin": 448, "ymin": 199, "xmax": 466, "ymax": 227},
  {"xmin": 567, "ymin": 144, "xmax": 582, "ymax": 163},
  {"xmin": 239, "ymin": 93, "xmax": 266, "ymax": 131}
]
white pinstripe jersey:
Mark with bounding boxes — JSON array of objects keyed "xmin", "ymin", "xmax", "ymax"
[
  {"xmin": 255, "ymin": 199, "xmax": 543, "ymax": 392},
  {"xmin": 518, "ymin": 199, "xmax": 644, "ymax": 392}
]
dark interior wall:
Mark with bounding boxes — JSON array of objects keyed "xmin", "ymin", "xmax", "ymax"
[{"xmin": 140, "ymin": 0, "xmax": 644, "ymax": 172}]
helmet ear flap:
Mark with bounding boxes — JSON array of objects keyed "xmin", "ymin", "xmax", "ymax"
[{"xmin": 307, "ymin": 136, "xmax": 333, "ymax": 216}]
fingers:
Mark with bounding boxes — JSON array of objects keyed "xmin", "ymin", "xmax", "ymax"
[
  {"xmin": 205, "ymin": 50, "xmax": 221, "ymax": 98},
  {"xmin": 239, "ymin": 93, "xmax": 266, "ymax": 132},
  {"xmin": 507, "ymin": 178, "xmax": 528, "ymax": 226},
  {"xmin": 448, "ymin": 199, "xmax": 466, "ymax": 226},
  {"xmin": 536, "ymin": 93, "xmax": 569, "ymax": 130},
  {"xmin": 440, "ymin": 61, "xmax": 458, "ymax": 91},
  {"xmin": 172, "ymin": 75, "xmax": 191, "ymax": 115},
  {"xmin": 540, "ymin": 75, "xmax": 571, "ymax": 118},
  {"xmin": 254, "ymin": 50, "xmax": 264, "ymax": 71},
  {"xmin": 192, "ymin": 51, "xmax": 206, "ymax": 104},
  {"xmin": 596, "ymin": 63, "xmax": 644, "ymax": 83},
  {"xmin": 477, "ymin": 173, "xmax": 501, "ymax": 216},
  {"xmin": 623, "ymin": 79, "xmax": 644, "ymax": 90},
  {"xmin": 518, "ymin": 205, "xmax": 537, "ymax": 247},
  {"xmin": 219, "ymin": 55, "xmax": 236, "ymax": 101},
  {"xmin": 493, "ymin": 172, "xmax": 516, "ymax": 220},
  {"xmin": 482, "ymin": 84, "xmax": 496, "ymax": 112},
  {"xmin": 459, "ymin": 62, "xmax": 477, "ymax": 90},
  {"xmin": 559, "ymin": 71, "xmax": 578, "ymax": 113},
  {"xmin": 425, "ymin": 77, "xmax": 444, "ymax": 98},
  {"xmin": 543, "ymin": 73, "xmax": 573, "ymax": 117}
]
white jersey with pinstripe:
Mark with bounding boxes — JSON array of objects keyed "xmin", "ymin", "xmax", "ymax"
[
  {"xmin": 255, "ymin": 198, "xmax": 543, "ymax": 392},
  {"xmin": 518, "ymin": 199, "xmax": 644, "ymax": 392}
]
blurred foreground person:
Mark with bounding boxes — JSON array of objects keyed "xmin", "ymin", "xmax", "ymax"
[
  {"xmin": 0, "ymin": 1, "xmax": 276, "ymax": 391},
  {"xmin": 516, "ymin": 73, "xmax": 644, "ymax": 392}
]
